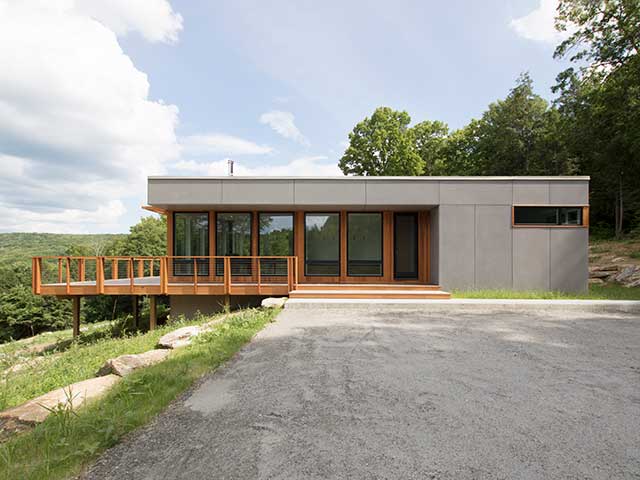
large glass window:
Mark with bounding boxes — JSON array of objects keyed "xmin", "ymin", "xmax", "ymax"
[
  {"xmin": 305, "ymin": 213, "xmax": 339, "ymax": 276},
  {"xmin": 348, "ymin": 213, "xmax": 382, "ymax": 276},
  {"xmin": 216, "ymin": 213, "xmax": 252, "ymax": 275},
  {"xmin": 173, "ymin": 213, "xmax": 209, "ymax": 276},
  {"xmin": 514, "ymin": 206, "xmax": 584, "ymax": 226},
  {"xmin": 259, "ymin": 213, "xmax": 293, "ymax": 276}
]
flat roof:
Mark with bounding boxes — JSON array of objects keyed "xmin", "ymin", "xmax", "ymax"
[{"xmin": 149, "ymin": 176, "xmax": 590, "ymax": 181}]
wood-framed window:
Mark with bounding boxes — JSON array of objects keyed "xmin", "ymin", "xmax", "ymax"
[
  {"xmin": 512, "ymin": 205, "xmax": 589, "ymax": 228},
  {"xmin": 304, "ymin": 213, "xmax": 340, "ymax": 276},
  {"xmin": 347, "ymin": 212, "xmax": 383, "ymax": 276},
  {"xmin": 258, "ymin": 213, "xmax": 294, "ymax": 276},
  {"xmin": 173, "ymin": 212, "xmax": 210, "ymax": 276}
]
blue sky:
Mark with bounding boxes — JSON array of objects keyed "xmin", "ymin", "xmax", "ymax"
[{"xmin": 0, "ymin": 0, "xmax": 569, "ymax": 233}]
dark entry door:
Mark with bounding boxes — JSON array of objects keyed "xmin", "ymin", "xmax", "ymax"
[{"xmin": 394, "ymin": 213, "xmax": 418, "ymax": 280}]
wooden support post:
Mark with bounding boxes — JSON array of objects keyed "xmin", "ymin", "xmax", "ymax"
[
  {"xmin": 132, "ymin": 295, "xmax": 139, "ymax": 329},
  {"xmin": 149, "ymin": 296, "xmax": 157, "ymax": 330},
  {"xmin": 138, "ymin": 259, "xmax": 144, "ymax": 278},
  {"xmin": 58, "ymin": 258, "xmax": 63, "ymax": 283},
  {"xmin": 72, "ymin": 296, "xmax": 81, "ymax": 338}
]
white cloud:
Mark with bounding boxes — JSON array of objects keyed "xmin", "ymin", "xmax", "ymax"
[
  {"xmin": 179, "ymin": 133, "xmax": 273, "ymax": 156},
  {"xmin": 259, "ymin": 110, "xmax": 309, "ymax": 145},
  {"xmin": 75, "ymin": 0, "xmax": 183, "ymax": 44},
  {"xmin": 173, "ymin": 156, "xmax": 341, "ymax": 176},
  {"xmin": 510, "ymin": 0, "xmax": 568, "ymax": 44},
  {"xmin": 0, "ymin": 0, "xmax": 181, "ymax": 232},
  {"xmin": 0, "ymin": 201, "xmax": 126, "ymax": 234}
]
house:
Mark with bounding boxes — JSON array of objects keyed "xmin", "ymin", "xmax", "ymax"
[{"xmin": 32, "ymin": 176, "xmax": 589, "ymax": 332}]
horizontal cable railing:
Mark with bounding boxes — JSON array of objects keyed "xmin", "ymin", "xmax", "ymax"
[{"xmin": 32, "ymin": 256, "xmax": 298, "ymax": 295}]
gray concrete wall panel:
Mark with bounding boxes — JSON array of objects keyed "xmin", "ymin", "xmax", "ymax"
[
  {"xmin": 513, "ymin": 181, "xmax": 550, "ymax": 204},
  {"xmin": 438, "ymin": 205, "xmax": 475, "ymax": 289},
  {"xmin": 512, "ymin": 229, "xmax": 550, "ymax": 290},
  {"xmin": 440, "ymin": 181, "xmax": 512, "ymax": 205},
  {"xmin": 475, "ymin": 206, "xmax": 512, "ymax": 289},
  {"xmin": 550, "ymin": 228, "xmax": 589, "ymax": 292},
  {"xmin": 366, "ymin": 180, "xmax": 439, "ymax": 205}
]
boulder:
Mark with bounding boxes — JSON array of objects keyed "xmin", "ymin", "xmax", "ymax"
[
  {"xmin": 589, "ymin": 270, "xmax": 613, "ymax": 279},
  {"xmin": 589, "ymin": 278, "xmax": 605, "ymax": 285},
  {"xmin": 2, "ymin": 355, "xmax": 47, "ymax": 376},
  {"xmin": 613, "ymin": 265, "xmax": 640, "ymax": 283},
  {"xmin": 261, "ymin": 297, "xmax": 287, "ymax": 308},
  {"xmin": 97, "ymin": 349, "xmax": 171, "ymax": 377},
  {"xmin": 589, "ymin": 264, "xmax": 619, "ymax": 273},
  {"xmin": 0, "ymin": 374, "xmax": 120, "ymax": 425},
  {"xmin": 157, "ymin": 326, "xmax": 202, "ymax": 349}
]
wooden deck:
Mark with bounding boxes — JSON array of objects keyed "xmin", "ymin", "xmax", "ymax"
[{"xmin": 32, "ymin": 256, "xmax": 450, "ymax": 299}]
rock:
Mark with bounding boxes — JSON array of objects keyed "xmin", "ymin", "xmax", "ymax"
[
  {"xmin": 97, "ymin": 350, "xmax": 171, "ymax": 377},
  {"xmin": 589, "ymin": 270, "xmax": 613, "ymax": 279},
  {"xmin": 612, "ymin": 257, "xmax": 626, "ymax": 263},
  {"xmin": 626, "ymin": 278, "xmax": 640, "ymax": 288},
  {"xmin": 589, "ymin": 278, "xmax": 605, "ymax": 285},
  {"xmin": 157, "ymin": 326, "xmax": 202, "ymax": 349},
  {"xmin": 261, "ymin": 297, "xmax": 287, "ymax": 308},
  {"xmin": 613, "ymin": 265, "xmax": 640, "ymax": 283},
  {"xmin": 2, "ymin": 355, "xmax": 47, "ymax": 376},
  {"xmin": 0, "ymin": 374, "xmax": 120, "ymax": 425},
  {"xmin": 589, "ymin": 264, "xmax": 620, "ymax": 273}
]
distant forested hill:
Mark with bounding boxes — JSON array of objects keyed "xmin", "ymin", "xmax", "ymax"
[{"xmin": 0, "ymin": 233, "xmax": 126, "ymax": 268}]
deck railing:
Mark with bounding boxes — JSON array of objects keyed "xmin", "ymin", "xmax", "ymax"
[{"xmin": 32, "ymin": 256, "xmax": 298, "ymax": 296}]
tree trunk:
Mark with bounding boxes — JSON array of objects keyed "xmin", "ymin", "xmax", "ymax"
[{"xmin": 615, "ymin": 172, "xmax": 624, "ymax": 238}]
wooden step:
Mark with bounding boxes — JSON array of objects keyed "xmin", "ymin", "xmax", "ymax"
[
  {"xmin": 295, "ymin": 283, "xmax": 443, "ymax": 291},
  {"xmin": 289, "ymin": 289, "xmax": 451, "ymax": 300}
]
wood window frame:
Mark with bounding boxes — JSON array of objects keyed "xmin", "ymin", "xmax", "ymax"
[{"xmin": 511, "ymin": 205, "xmax": 589, "ymax": 228}]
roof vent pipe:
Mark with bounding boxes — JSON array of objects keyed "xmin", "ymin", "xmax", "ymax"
[{"xmin": 227, "ymin": 159, "xmax": 234, "ymax": 176}]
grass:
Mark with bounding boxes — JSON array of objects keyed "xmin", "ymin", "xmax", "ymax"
[
  {"xmin": 0, "ymin": 307, "xmax": 278, "ymax": 480},
  {"xmin": 0, "ymin": 320, "xmax": 116, "ymax": 365},
  {"xmin": 452, "ymin": 284, "xmax": 640, "ymax": 300}
]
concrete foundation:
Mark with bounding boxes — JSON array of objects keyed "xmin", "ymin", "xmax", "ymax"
[{"xmin": 169, "ymin": 295, "xmax": 265, "ymax": 319}]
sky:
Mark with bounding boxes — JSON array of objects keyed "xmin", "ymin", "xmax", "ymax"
[{"xmin": 0, "ymin": 0, "xmax": 571, "ymax": 234}]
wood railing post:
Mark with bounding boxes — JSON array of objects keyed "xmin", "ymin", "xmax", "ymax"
[
  {"xmin": 193, "ymin": 258, "xmax": 198, "ymax": 294},
  {"xmin": 32, "ymin": 257, "xmax": 42, "ymax": 294},
  {"xmin": 137, "ymin": 259, "xmax": 144, "ymax": 278},
  {"xmin": 294, "ymin": 256, "xmax": 299, "ymax": 288},
  {"xmin": 129, "ymin": 258, "xmax": 135, "ymax": 293},
  {"xmin": 96, "ymin": 257, "xmax": 104, "ymax": 294},
  {"xmin": 112, "ymin": 259, "xmax": 118, "ymax": 280},
  {"xmin": 257, "ymin": 257, "xmax": 261, "ymax": 295},
  {"xmin": 287, "ymin": 257, "xmax": 293, "ymax": 292},
  {"xmin": 78, "ymin": 258, "xmax": 85, "ymax": 282},
  {"xmin": 57, "ymin": 258, "xmax": 63, "ymax": 283},
  {"xmin": 160, "ymin": 257, "xmax": 168, "ymax": 294},
  {"xmin": 224, "ymin": 257, "xmax": 231, "ymax": 294},
  {"xmin": 65, "ymin": 257, "xmax": 71, "ymax": 294}
]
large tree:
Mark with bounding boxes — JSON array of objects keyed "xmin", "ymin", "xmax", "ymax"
[
  {"xmin": 410, "ymin": 120, "xmax": 449, "ymax": 175},
  {"xmin": 553, "ymin": 0, "xmax": 640, "ymax": 236},
  {"xmin": 339, "ymin": 107, "xmax": 423, "ymax": 176}
]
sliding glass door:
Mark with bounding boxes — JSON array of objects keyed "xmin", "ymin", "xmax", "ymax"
[
  {"xmin": 216, "ymin": 213, "xmax": 252, "ymax": 276},
  {"xmin": 347, "ymin": 213, "xmax": 382, "ymax": 276},
  {"xmin": 305, "ymin": 213, "xmax": 339, "ymax": 276},
  {"xmin": 259, "ymin": 213, "xmax": 294, "ymax": 276},
  {"xmin": 173, "ymin": 212, "xmax": 209, "ymax": 276}
]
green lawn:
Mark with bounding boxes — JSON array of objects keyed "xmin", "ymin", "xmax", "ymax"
[
  {"xmin": 452, "ymin": 284, "xmax": 640, "ymax": 300},
  {"xmin": 0, "ymin": 307, "xmax": 278, "ymax": 480}
]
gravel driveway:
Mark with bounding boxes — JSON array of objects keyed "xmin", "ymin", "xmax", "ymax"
[{"xmin": 84, "ymin": 307, "xmax": 640, "ymax": 479}]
